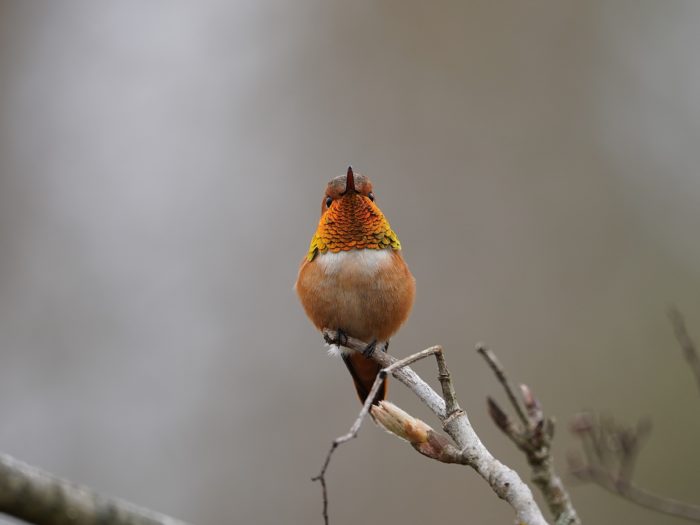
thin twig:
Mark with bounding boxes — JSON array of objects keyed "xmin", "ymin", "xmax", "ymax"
[
  {"xmin": 0, "ymin": 454, "xmax": 190, "ymax": 525},
  {"xmin": 312, "ymin": 345, "xmax": 442, "ymax": 525},
  {"xmin": 312, "ymin": 372, "xmax": 385, "ymax": 524},
  {"xmin": 478, "ymin": 344, "xmax": 580, "ymax": 525},
  {"xmin": 384, "ymin": 346, "xmax": 443, "ymax": 373},
  {"xmin": 434, "ymin": 348, "xmax": 460, "ymax": 416},
  {"xmin": 570, "ymin": 412, "xmax": 700, "ymax": 522},
  {"xmin": 477, "ymin": 343, "xmax": 529, "ymax": 428},
  {"xmin": 565, "ymin": 310, "xmax": 700, "ymax": 523},
  {"xmin": 571, "ymin": 465, "xmax": 700, "ymax": 522},
  {"xmin": 668, "ymin": 307, "xmax": 700, "ymax": 395}
]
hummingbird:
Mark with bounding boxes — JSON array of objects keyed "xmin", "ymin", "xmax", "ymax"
[{"xmin": 295, "ymin": 167, "xmax": 415, "ymax": 405}]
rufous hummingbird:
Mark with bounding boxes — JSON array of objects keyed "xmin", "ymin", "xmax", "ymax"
[{"xmin": 295, "ymin": 167, "xmax": 415, "ymax": 405}]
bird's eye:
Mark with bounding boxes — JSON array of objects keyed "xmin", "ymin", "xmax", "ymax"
[
  {"xmin": 325, "ymin": 197, "xmax": 333, "ymax": 207},
  {"xmin": 368, "ymin": 192, "xmax": 375, "ymax": 202}
]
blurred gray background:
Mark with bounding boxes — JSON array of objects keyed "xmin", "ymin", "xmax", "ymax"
[{"xmin": 1, "ymin": 1, "xmax": 699, "ymax": 524}]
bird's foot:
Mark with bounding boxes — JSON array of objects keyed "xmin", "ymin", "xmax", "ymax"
[
  {"xmin": 324, "ymin": 328, "xmax": 348, "ymax": 347},
  {"xmin": 362, "ymin": 339, "xmax": 378, "ymax": 358}
]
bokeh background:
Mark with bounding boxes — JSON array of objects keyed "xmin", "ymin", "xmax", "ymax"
[{"xmin": 1, "ymin": 1, "xmax": 699, "ymax": 524}]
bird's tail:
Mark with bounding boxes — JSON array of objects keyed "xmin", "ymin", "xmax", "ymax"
[{"xmin": 342, "ymin": 352, "xmax": 386, "ymax": 405}]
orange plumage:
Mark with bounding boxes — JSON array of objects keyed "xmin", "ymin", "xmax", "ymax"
[{"xmin": 295, "ymin": 167, "xmax": 415, "ymax": 405}]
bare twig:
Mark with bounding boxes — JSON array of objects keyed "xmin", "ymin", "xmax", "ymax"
[
  {"xmin": 312, "ymin": 372, "xmax": 385, "ymax": 524},
  {"xmin": 566, "ymin": 311, "xmax": 700, "ymax": 522},
  {"xmin": 477, "ymin": 343, "xmax": 529, "ymax": 428},
  {"xmin": 312, "ymin": 347, "xmax": 440, "ymax": 525},
  {"xmin": 0, "ymin": 453, "xmax": 190, "ymax": 525},
  {"xmin": 477, "ymin": 344, "xmax": 580, "ymax": 525},
  {"xmin": 319, "ymin": 330, "xmax": 549, "ymax": 525},
  {"xmin": 573, "ymin": 465, "xmax": 700, "ymax": 522},
  {"xmin": 668, "ymin": 307, "xmax": 700, "ymax": 395},
  {"xmin": 434, "ymin": 347, "xmax": 460, "ymax": 416},
  {"xmin": 569, "ymin": 413, "xmax": 700, "ymax": 523}
]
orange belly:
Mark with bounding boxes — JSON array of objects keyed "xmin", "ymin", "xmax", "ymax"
[{"xmin": 295, "ymin": 248, "xmax": 415, "ymax": 342}]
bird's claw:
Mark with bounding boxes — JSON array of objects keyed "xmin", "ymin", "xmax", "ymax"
[
  {"xmin": 362, "ymin": 339, "xmax": 378, "ymax": 358},
  {"xmin": 324, "ymin": 328, "xmax": 348, "ymax": 347}
]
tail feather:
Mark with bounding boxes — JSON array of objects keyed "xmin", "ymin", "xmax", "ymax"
[{"xmin": 342, "ymin": 352, "xmax": 386, "ymax": 405}]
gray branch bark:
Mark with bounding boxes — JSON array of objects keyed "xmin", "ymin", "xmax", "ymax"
[{"xmin": 0, "ymin": 454, "xmax": 190, "ymax": 525}]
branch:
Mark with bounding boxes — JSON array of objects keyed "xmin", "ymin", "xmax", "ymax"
[
  {"xmin": 668, "ymin": 307, "xmax": 700, "ymax": 395},
  {"xmin": 569, "ymin": 413, "xmax": 700, "ymax": 523},
  {"xmin": 312, "ymin": 347, "xmax": 436, "ymax": 525},
  {"xmin": 0, "ymin": 453, "xmax": 190, "ymax": 525},
  {"xmin": 565, "ymin": 310, "xmax": 700, "ymax": 522},
  {"xmin": 477, "ymin": 344, "xmax": 580, "ymax": 525},
  {"xmin": 319, "ymin": 330, "xmax": 549, "ymax": 525}
]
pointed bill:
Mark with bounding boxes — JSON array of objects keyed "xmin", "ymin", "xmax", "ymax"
[{"xmin": 344, "ymin": 166, "xmax": 355, "ymax": 194}]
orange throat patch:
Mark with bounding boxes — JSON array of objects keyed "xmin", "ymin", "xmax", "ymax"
[{"xmin": 306, "ymin": 193, "xmax": 401, "ymax": 261}]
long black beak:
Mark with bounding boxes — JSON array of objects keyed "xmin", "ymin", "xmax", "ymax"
[{"xmin": 344, "ymin": 166, "xmax": 355, "ymax": 194}]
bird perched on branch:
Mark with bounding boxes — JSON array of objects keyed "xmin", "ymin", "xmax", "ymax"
[{"xmin": 295, "ymin": 167, "xmax": 415, "ymax": 405}]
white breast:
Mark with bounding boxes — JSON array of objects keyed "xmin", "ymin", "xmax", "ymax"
[{"xmin": 315, "ymin": 249, "xmax": 393, "ymax": 276}]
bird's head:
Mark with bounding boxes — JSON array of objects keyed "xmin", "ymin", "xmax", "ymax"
[{"xmin": 306, "ymin": 167, "xmax": 401, "ymax": 261}]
